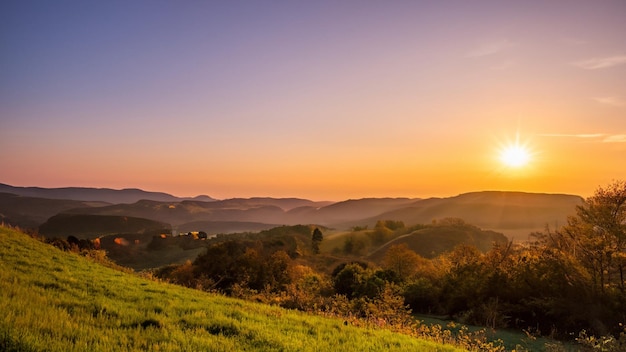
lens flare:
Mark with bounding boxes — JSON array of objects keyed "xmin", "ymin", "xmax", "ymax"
[
  {"xmin": 496, "ymin": 131, "xmax": 534, "ymax": 169},
  {"xmin": 500, "ymin": 144, "xmax": 530, "ymax": 167}
]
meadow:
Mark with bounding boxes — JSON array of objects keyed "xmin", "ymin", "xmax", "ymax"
[
  {"xmin": 0, "ymin": 226, "xmax": 462, "ymax": 352},
  {"xmin": 2, "ymin": 181, "xmax": 625, "ymax": 351}
]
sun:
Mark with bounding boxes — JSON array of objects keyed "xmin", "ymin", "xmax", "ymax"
[
  {"xmin": 497, "ymin": 130, "xmax": 535, "ymax": 169},
  {"xmin": 500, "ymin": 143, "xmax": 531, "ymax": 168}
]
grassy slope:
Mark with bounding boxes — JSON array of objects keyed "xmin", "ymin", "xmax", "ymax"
[
  {"xmin": 38, "ymin": 214, "xmax": 171, "ymax": 239},
  {"xmin": 0, "ymin": 226, "xmax": 461, "ymax": 352}
]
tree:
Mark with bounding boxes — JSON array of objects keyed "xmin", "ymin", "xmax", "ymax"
[
  {"xmin": 311, "ymin": 227, "xmax": 323, "ymax": 254},
  {"xmin": 526, "ymin": 180, "xmax": 626, "ymax": 335},
  {"xmin": 439, "ymin": 245, "xmax": 486, "ymax": 318},
  {"xmin": 332, "ymin": 262, "xmax": 367, "ymax": 298},
  {"xmin": 343, "ymin": 234, "xmax": 367, "ymax": 255},
  {"xmin": 193, "ymin": 240, "xmax": 249, "ymax": 290},
  {"xmin": 369, "ymin": 221, "xmax": 393, "ymax": 245},
  {"xmin": 381, "ymin": 244, "xmax": 422, "ymax": 281},
  {"xmin": 403, "ymin": 277, "xmax": 440, "ymax": 314},
  {"xmin": 562, "ymin": 180, "xmax": 626, "ymax": 295},
  {"xmin": 266, "ymin": 250, "xmax": 292, "ymax": 291}
]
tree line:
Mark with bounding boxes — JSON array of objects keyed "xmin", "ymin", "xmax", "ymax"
[{"xmin": 154, "ymin": 181, "xmax": 626, "ymax": 346}]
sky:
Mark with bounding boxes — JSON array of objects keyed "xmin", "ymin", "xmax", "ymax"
[{"xmin": 1, "ymin": 0, "xmax": 625, "ymax": 201}]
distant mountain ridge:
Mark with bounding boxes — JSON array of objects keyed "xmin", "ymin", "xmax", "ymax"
[
  {"xmin": 0, "ymin": 183, "xmax": 584, "ymax": 240},
  {"xmin": 0, "ymin": 192, "xmax": 105, "ymax": 229},
  {"xmin": 38, "ymin": 213, "xmax": 170, "ymax": 239},
  {"xmin": 355, "ymin": 191, "xmax": 583, "ymax": 240},
  {"xmin": 0, "ymin": 183, "xmax": 215, "ymax": 204}
]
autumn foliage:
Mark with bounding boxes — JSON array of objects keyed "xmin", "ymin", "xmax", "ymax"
[{"xmin": 154, "ymin": 181, "xmax": 626, "ymax": 346}]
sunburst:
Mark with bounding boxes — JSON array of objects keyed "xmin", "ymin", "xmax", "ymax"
[{"xmin": 497, "ymin": 132, "xmax": 534, "ymax": 169}]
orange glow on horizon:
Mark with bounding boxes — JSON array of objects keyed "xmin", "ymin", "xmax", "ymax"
[{"xmin": 1, "ymin": 2, "xmax": 624, "ymax": 202}]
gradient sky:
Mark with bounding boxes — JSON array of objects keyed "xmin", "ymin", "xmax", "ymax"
[{"xmin": 1, "ymin": 1, "xmax": 625, "ymax": 200}]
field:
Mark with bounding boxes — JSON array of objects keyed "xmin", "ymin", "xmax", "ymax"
[{"xmin": 0, "ymin": 226, "xmax": 462, "ymax": 351}]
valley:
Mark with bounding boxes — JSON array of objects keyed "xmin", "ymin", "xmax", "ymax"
[{"xmin": 2, "ymin": 182, "xmax": 624, "ymax": 351}]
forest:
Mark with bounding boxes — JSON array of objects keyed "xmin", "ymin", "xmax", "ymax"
[{"xmin": 152, "ymin": 181, "xmax": 626, "ymax": 348}]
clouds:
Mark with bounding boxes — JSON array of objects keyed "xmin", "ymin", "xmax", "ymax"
[
  {"xmin": 603, "ymin": 135, "xmax": 626, "ymax": 143},
  {"xmin": 539, "ymin": 133, "xmax": 604, "ymax": 138},
  {"xmin": 572, "ymin": 55, "xmax": 626, "ymax": 69},
  {"xmin": 539, "ymin": 133, "xmax": 626, "ymax": 143},
  {"xmin": 465, "ymin": 40, "xmax": 516, "ymax": 70},
  {"xmin": 592, "ymin": 97, "xmax": 626, "ymax": 107},
  {"xmin": 465, "ymin": 40, "xmax": 514, "ymax": 58}
]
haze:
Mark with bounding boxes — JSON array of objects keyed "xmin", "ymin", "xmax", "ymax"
[{"xmin": 1, "ymin": 1, "xmax": 625, "ymax": 200}]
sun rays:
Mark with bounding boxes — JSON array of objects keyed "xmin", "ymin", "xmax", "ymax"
[{"xmin": 496, "ymin": 131, "xmax": 536, "ymax": 171}]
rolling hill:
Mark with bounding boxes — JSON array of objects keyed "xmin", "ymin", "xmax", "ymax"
[
  {"xmin": 0, "ymin": 192, "xmax": 107, "ymax": 229},
  {"xmin": 60, "ymin": 191, "xmax": 581, "ymax": 240},
  {"xmin": 0, "ymin": 183, "xmax": 584, "ymax": 242},
  {"xmin": 62, "ymin": 198, "xmax": 331, "ymax": 229},
  {"xmin": 0, "ymin": 225, "xmax": 461, "ymax": 351},
  {"xmin": 0, "ymin": 183, "xmax": 215, "ymax": 204},
  {"xmin": 286, "ymin": 198, "xmax": 418, "ymax": 225},
  {"xmin": 64, "ymin": 200, "xmax": 291, "ymax": 228},
  {"xmin": 368, "ymin": 220, "xmax": 509, "ymax": 261},
  {"xmin": 351, "ymin": 191, "xmax": 583, "ymax": 241},
  {"xmin": 38, "ymin": 213, "xmax": 171, "ymax": 239},
  {"xmin": 176, "ymin": 220, "xmax": 280, "ymax": 234}
]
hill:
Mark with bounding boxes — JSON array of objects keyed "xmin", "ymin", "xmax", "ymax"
[
  {"xmin": 0, "ymin": 183, "xmax": 216, "ymax": 204},
  {"xmin": 38, "ymin": 213, "xmax": 171, "ymax": 239},
  {"xmin": 354, "ymin": 191, "xmax": 583, "ymax": 241},
  {"xmin": 368, "ymin": 219, "xmax": 509, "ymax": 261},
  {"xmin": 0, "ymin": 226, "xmax": 461, "ymax": 352},
  {"xmin": 0, "ymin": 192, "xmax": 107, "ymax": 229},
  {"xmin": 60, "ymin": 191, "xmax": 580, "ymax": 241},
  {"xmin": 221, "ymin": 197, "xmax": 333, "ymax": 211},
  {"xmin": 1, "ymin": 183, "xmax": 583, "ymax": 241},
  {"xmin": 63, "ymin": 198, "xmax": 331, "ymax": 228},
  {"xmin": 287, "ymin": 198, "xmax": 418, "ymax": 225},
  {"xmin": 176, "ymin": 220, "xmax": 281, "ymax": 234},
  {"xmin": 64, "ymin": 200, "xmax": 289, "ymax": 228}
]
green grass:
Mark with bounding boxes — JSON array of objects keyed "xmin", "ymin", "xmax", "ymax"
[
  {"xmin": 415, "ymin": 315, "xmax": 571, "ymax": 351},
  {"xmin": 0, "ymin": 226, "xmax": 462, "ymax": 352}
]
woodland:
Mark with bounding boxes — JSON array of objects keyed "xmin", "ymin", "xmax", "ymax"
[
  {"xmin": 149, "ymin": 181, "xmax": 626, "ymax": 347},
  {"xmin": 8, "ymin": 181, "xmax": 626, "ymax": 350}
]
